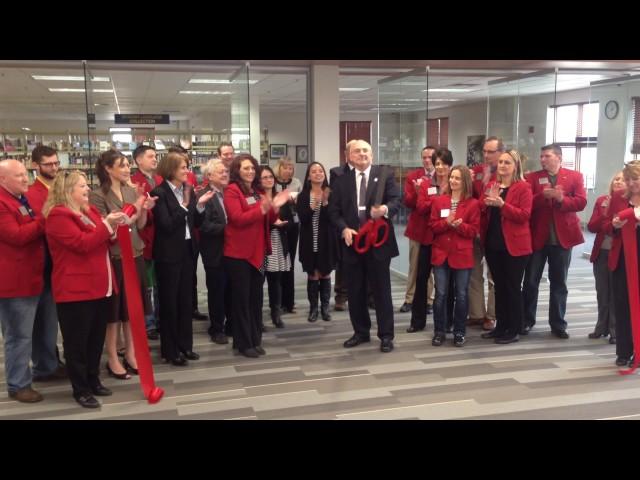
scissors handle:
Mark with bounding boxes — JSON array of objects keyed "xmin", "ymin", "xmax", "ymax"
[{"xmin": 371, "ymin": 218, "xmax": 389, "ymax": 248}]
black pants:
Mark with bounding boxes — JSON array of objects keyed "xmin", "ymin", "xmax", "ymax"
[
  {"xmin": 56, "ymin": 297, "xmax": 109, "ymax": 396},
  {"xmin": 156, "ymin": 241, "xmax": 194, "ymax": 360},
  {"xmin": 266, "ymin": 271, "xmax": 283, "ymax": 313},
  {"xmin": 410, "ymin": 244, "xmax": 432, "ymax": 330},
  {"xmin": 613, "ymin": 252, "xmax": 635, "ymax": 360},
  {"xmin": 486, "ymin": 249, "xmax": 530, "ymax": 337},
  {"xmin": 281, "ymin": 223, "xmax": 299, "ymax": 310},
  {"xmin": 343, "ymin": 254, "xmax": 394, "ymax": 341},
  {"xmin": 204, "ymin": 265, "xmax": 229, "ymax": 337},
  {"xmin": 192, "ymin": 241, "xmax": 200, "ymax": 313},
  {"xmin": 224, "ymin": 257, "xmax": 264, "ymax": 352}
]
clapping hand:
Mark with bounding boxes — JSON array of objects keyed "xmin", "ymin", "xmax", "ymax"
[
  {"xmin": 272, "ymin": 189, "xmax": 291, "ymax": 209},
  {"xmin": 274, "ymin": 218, "xmax": 289, "ymax": 228},
  {"xmin": 612, "ymin": 215, "xmax": 628, "ymax": 229},
  {"xmin": 197, "ymin": 190, "xmax": 215, "ymax": 208}
]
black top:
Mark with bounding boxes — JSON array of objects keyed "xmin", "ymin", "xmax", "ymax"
[
  {"xmin": 486, "ymin": 187, "xmax": 509, "ymax": 252},
  {"xmin": 297, "ymin": 188, "xmax": 337, "ymax": 274},
  {"xmin": 195, "ymin": 185, "xmax": 226, "ymax": 268}
]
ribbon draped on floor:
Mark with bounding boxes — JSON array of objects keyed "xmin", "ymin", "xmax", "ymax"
[
  {"xmin": 618, "ymin": 207, "xmax": 640, "ymax": 375},
  {"xmin": 118, "ymin": 204, "xmax": 164, "ymax": 402}
]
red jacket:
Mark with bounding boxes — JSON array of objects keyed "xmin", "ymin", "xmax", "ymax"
[
  {"xmin": 131, "ymin": 171, "xmax": 164, "ymax": 260},
  {"xmin": 223, "ymin": 183, "xmax": 276, "ymax": 270},
  {"xmin": 45, "ymin": 204, "xmax": 116, "ymax": 303},
  {"xmin": 404, "ymin": 167, "xmax": 433, "ymax": 243},
  {"xmin": 429, "ymin": 195, "xmax": 480, "ymax": 269},
  {"xmin": 413, "ymin": 177, "xmax": 444, "ymax": 245},
  {"xmin": 603, "ymin": 190, "xmax": 637, "ymax": 271},
  {"xmin": 472, "ymin": 163, "xmax": 498, "ymax": 199},
  {"xmin": 587, "ymin": 194, "xmax": 611, "ymax": 263},
  {"xmin": 0, "ymin": 186, "xmax": 45, "ymax": 297},
  {"xmin": 526, "ymin": 168, "xmax": 586, "ymax": 251},
  {"xmin": 479, "ymin": 180, "xmax": 533, "ymax": 257},
  {"xmin": 26, "ymin": 177, "xmax": 50, "ymax": 215}
]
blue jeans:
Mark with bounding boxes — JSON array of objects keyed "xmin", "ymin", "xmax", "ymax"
[
  {"xmin": 522, "ymin": 245, "xmax": 572, "ymax": 332},
  {"xmin": 0, "ymin": 296, "xmax": 39, "ymax": 393},
  {"xmin": 433, "ymin": 262, "xmax": 472, "ymax": 336},
  {"xmin": 144, "ymin": 259, "xmax": 159, "ymax": 332},
  {"xmin": 32, "ymin": 278, "xmax": 60, "ymax": 377}
]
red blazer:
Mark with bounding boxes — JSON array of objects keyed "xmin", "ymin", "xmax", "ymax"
[
  {"xmin": 46, "ymin": 204, "xmax": 116, "ymax": 303},
  {"xmin": 526, "ymin": 168, "xmax": 587, "ymax": 251},
  {"xmin": 413, "ymin": 177, "xmax": 444, "ymax": 245},
  {"xmin": 429, "ymin": 195, "xmax": 480, "ymax": 269},
  {"xmin": 26, "ymin": 177, "xmax": 50, "ymax": 215},
  {"xmin": 472, "ymin": 164, "xmax": 497, "ymax": 199},
  {"xmin": 403, "ymin": 168, "xmax": 433, "ymax": 245},
  {"xmin": 131, "ymin": 171, "xmax": 164, "ymax": 260},
  {"xmin": 223, "ymin": 183, "xmax": 276, "ymax": 270},
  {"xmin": 479, "ymin": 180, "xmax": 533, "ymax": 257},
  {"xmin": 0, "ymin": 186, "xmax": 45, "ymax": 297},
  {"xmin": 587, "ymin": 194, "xmax": 611, "ymax": 263},
  {"xmin": 603, "ymin": 190, "xmax": 637, "ymax": 271}
]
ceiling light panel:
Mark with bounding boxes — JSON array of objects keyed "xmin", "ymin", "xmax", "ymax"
[
  {"xmin": 179, "ymin": 90, "xmax": 233, "ymax": 95},
  {"xmin": 32, "ymin": 75, "xmax": 110, "ymax": 82}
]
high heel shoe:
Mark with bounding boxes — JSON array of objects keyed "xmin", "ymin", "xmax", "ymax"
[
  {"xmin": 123, "ymin": 358, "xmax": 139, "ymax": 375},
  {"xmin": 106, "ymin": 362, "xmax": 131, "ymax": 380}
]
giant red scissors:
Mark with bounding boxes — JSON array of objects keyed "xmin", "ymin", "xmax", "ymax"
[{"xmin": 353, "ymin": 166, "xmax": 391, "ymax": 254}]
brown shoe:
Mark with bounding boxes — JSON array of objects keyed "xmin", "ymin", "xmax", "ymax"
[
  {"xmin": 482, "ymin": 318, "xmax": 496, "ymax": 331},
  {"xmin": 334, "ymin": 301, "xmax": 346, "ymax": 311},
  {"xmin": 9, "ymin": 387, "xmax": 43, "ymax": 403},
  {"xmin": 467, "ymin": 317, "xmax": 484, "ymax": 326}
]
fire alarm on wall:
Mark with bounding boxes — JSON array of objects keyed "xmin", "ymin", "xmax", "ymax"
[{"xmin": 528, "ymin": 126, "xmax": 535, "ymax": 134}]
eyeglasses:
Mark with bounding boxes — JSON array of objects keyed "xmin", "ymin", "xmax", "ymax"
[
  {"xmin": 482, "ymin": 149, "xmax": 498, "ymax": 154},
  {"xmin": 40, "ymin": 161, "xmax": 61, "ymax": 167}
]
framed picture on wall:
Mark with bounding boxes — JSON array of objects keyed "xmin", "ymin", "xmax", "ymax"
[
  {"xmin": 270, "ymin": 144, "xmax": 287, "ymax": 159},
  {"xmin": 296, "ymin": 145, "xmax": 309, "ymax": 164}
]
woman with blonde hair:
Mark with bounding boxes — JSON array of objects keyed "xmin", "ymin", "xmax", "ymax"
[
  {"xmin": 274, "ymin": 156, "xmax": 302, "ymax": 314},
  {"xmin": 44, "ymin": 170, "xmax": 127, "ymax": 408},
  {"xmin": 479, "ymin": 149, "xmax": 533, "ymax": 344},
  {"xmin": 587, "ymin": 171, "xmax": 625, "ymax": 343}
]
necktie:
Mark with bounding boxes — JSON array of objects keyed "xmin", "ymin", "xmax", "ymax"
[
  {"xmin": 18, "ymin": 195, "xmax": 35, "ymax": 218},
  {"xmin": 358, "ymin": 172, "xmax": 367, "ymax": 225},
  {"xmin": 216, "ymin": 191, "xmax": 227, "ymax": 223}
]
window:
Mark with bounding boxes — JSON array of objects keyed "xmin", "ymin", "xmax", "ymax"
[
  {"xmin": 631, "ymin": 97, "xmax": 640, "ymax": 158},
  {"xmin": 546, "ymin": 102, "xmax": 599, "ymax": 189},
  {"xmin": 426, "ymin": 117, "xmax": 449, "ymax": 148}
]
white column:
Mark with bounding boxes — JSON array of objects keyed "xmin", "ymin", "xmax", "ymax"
[
  {"xmin": 311, "ymin": 65, "xmax": 340, "ymax": 171},
  {"xmin": 249, "ymin": 91, "xmax": 261, "ymax": 160}
]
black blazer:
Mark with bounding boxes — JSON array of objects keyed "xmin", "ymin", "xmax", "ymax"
[
  {"xmin": 329, "ymin": 163, "xmax": 351, "ymax": 186},
  {"xmin": 328, "ymin": 165, "xmax": 400, "ymax": 264},
  {"xmin": 195, "ymin": 185, "xmax": 226, "ymax": 268},
  {"xmin": 297, "ymin": 188, "xmax": 337, "ymax": 274},
  {"xmin": 150, "ymin": 180, "xmax": 200, "ymax": 264}
]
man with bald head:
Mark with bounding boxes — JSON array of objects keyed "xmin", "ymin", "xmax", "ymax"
[
  {"xmin": 328, "ymin": 140, "xmax": 401, "ymax": 352},
  {"xmin": 0, "ymin": 159, "xmax": 47, "ymax": 403}
]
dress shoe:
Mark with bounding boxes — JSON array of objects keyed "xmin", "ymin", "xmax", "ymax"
[
  {"xmin": 520, "ymin": 325, "xmax": 532, "ymax": 335},
  {"xmin": 192, "ymin": 310, "xmax": 209, "ymax": 321},
  {"xmin": 254, "ymin": 345, "xmax": 266, "ymax": 355},
  {"xmin": 282, "ymin": 306, "xmax": 297, "ymax": 314},
  {"xmin": 431, "ymin": 333, "xmax": 445, "ymax": 347},
  {"xmin": 170, "ymin": 356, "xmax": 189, "ymax": 366},
  {"xmin": 616, "ymin": 356, "xmax": 630, "ymax": 367},
  {"xmin": 426, "ymin": 304, "xmax": 433, "ymax": 315},
  {"xmin": 380, "ymin": 338, "xmax": 394, "ymax": 353},
  {"xmin": 467, "ymin": 317, "xmax": 484, "ymax": 326},
  {"xmin": 495, "ymin": 335, "xmax": 519, "ymax": 344},
  {"xmin": 181, "ymin": 350, "xmax": 200, "ymax": 360},
  {"xmin": 9, "ymin": 387, "xmax": 43, "ymax": 403},
  {"xmin": 609, "ymin": 336, "xmax": 617, "ymax": 344},
  {"xmin": 334, "ymin": 301, "xmax": 346, "ymax": 311},
  {"xmin": 399, "ymin": 302, "xmax": 412, "ymax": 313},
  {"xmin": 241, "ymin": 348, "xmax": 260, "ymax": 358},
  {"xmin": 123, "ymin": 358, "xmax": 139, "ymax": 375},
  {"xmin": 343, "ymin": 335, "xmax": 370, "ymax": 348},
  {"xmin": 273, "ymin": 318, "xmax": 285, "ymax": 328},
  {"xmin": 551, "ymin": 329, "xmax": 570, "ymax": 339},
  {"xmin": 106, "ymin": 363, "xmax": 131, "ymax": 380},
  {"xmin": 212, "ymin": 333, "xmax": 229, "ymax": 345},
  {"xmin": 453, "ymin": 334, "xmax": 466, "ymax": 347},
  {"xmin": 90, "ymin": 383, "xmax": 113, "ymax": 396},
  {"xmin": 481, "ymin": 329, "xmax": 502, "ymax": 339},
  {"xmin": 482, "ymin": 318, "xmax": 496, "ymax": 331},
  {"xmin": 588, "ymin": 331, "xmax": 606, "ymax": 339},
  {"xmin": 74, "ymin": 393, "xmax": 100, "ymax": 409},
  {"xmin": 406, "ymin": 326, "xmax": 424, "ymax": 333},
  {"xmin": 147, "ymin": 329, "xmax": 159, "ymax": 340},
  {"xmin": 33, "ymin": 365, "xmax": 68, "ymax": 382}
]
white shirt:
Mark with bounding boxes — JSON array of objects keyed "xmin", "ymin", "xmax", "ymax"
[
  {"xmin": 355, "ymin": 164, "xmax": 372, "ymax": 208},
  {"xmin": 168, "ymin": 181, "xmax": 191, "ymax": 240}
]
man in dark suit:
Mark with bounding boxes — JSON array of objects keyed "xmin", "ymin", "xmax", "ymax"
[
  {"xmin": 329, "ymin": 140, "xmax": 356, "ymax": 311},
  {"xmin": 328, "ymin": 140, "xmax": 400, "ymax": 352}
]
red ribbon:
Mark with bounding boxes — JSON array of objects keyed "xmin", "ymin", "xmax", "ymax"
[
  {"xmin": 618, "ymin": 207, "xmax": 640, "ymax": 375},
  {"xmin": 118, "ymin": 204, "xmax": 165, "ymax": 403},
  {"xmin": 353, "ymin": 218, "xmax": 389, "ymax": 254}
]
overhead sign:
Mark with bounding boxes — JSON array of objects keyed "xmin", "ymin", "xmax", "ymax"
[{"xmin": 114, "ymin": 114, "xmax": 170, "ymax": 125}]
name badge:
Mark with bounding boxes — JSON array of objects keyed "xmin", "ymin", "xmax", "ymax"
[
  {"xmin": 440, "ymin": 208, "xmax": 450, "ymax": 218},
  {"xmin": 427, "ymin": 187, "xmax": 437, "ymax": 196},
  {"xmin": 18, "ymin": 206, "xmax": 29, "ymax": 216},
  {"xmin": 80, "ymin": 215, "xmax": 93, "ymax": 225},
  {"xmin": 539, "ymin": 177, "xmax": 549, "ymax": 185},
  {"xmin": 246, "ymin": 197, "xmax": 257, "ymax": 205},
  {"xmin": 475, "ymin": 173, "xmax": 483, "ymax": 181},
  {"xmin": 358, "ymin": 206, "xmax": 367, "ymax": 211}
]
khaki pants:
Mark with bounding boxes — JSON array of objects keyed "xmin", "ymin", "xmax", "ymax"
[
  {"xmin": 404, "ymin": 239, "xmax": 421, "ymax": 303},
  {"xmin": 427, "ymin": 271, "xmax": 434, "ymax": 305},
  {"xmin": 468, "ymin": 239, "xmax": 495, "ymax": 320}
]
